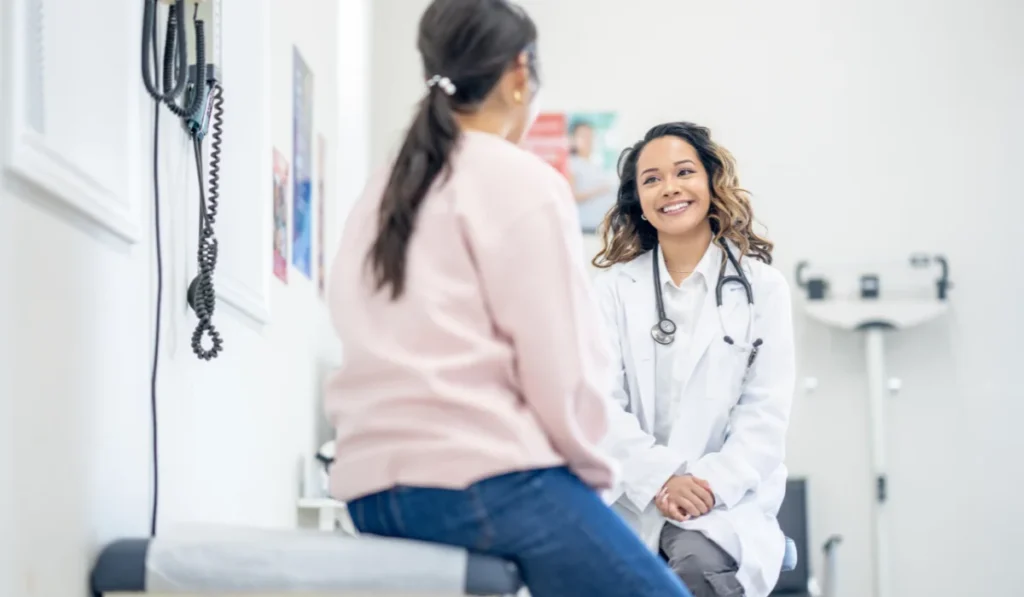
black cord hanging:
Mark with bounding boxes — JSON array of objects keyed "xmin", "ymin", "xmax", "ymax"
[
  {"xmin": 139, "ymin": 0, "xmax": 227, "ymax": 539},
  {"xmin": 187, "ymin": 80, "xmax": 225, "ymax": 361}
]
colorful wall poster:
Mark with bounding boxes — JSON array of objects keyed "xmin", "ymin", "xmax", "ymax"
[
  {"xmin": 523, "ymin": 111, "xmax": 621, "ymax": 233},
  {"xmin": 520, "ymin": 112, "xmax": 570, "ymax": 177},
  {"xmin": 292, "ymin": 47, "xmax": 314, "ymax": 279},
  {"xmin": 272, "ymin": 148, "xmax": 289, "ymax": 283},
  {"xmin": 317, "ymin": 133, "xmax": 326, "ymax": 298}
]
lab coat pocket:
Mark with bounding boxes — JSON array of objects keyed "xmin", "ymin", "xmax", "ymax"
[{"xmin": 713, "ymin": 343, "xmax": 752, "ymax": 405}]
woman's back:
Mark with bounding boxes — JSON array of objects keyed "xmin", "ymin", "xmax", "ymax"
[
  {"xmin": 325, "ymin": 130, "xmax": 606, "ymax": 501},
  {"xmin": 319, "ymin": 2, "xmax": 694, "ymax": 595}
]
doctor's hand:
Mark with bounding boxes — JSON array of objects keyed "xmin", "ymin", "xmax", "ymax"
[{"xmin": 656, "ymin": 475, "xmax": 716, "ymax": 522}]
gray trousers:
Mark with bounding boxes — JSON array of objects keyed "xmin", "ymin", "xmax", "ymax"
[{"xmin": 660, "ymin": 525, "xmax": 744, "ymax": 597}]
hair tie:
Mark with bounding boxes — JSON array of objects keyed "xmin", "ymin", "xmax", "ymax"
[{"xmin": 426, "ymin": 75, "xmax": 456, "ymax": 96}]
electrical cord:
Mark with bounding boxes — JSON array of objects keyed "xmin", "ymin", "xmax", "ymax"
[
  {"xmin": 149, "ymin": 101, "xmax": 163, "ymax": 539},
  {"xmin": 141, "ymin": 0, "xmax": 186, "ymax": 103},
  {"xmin": 142, "ymin": 0, "xmax": 205, "ymax": 119},
  {"xmin": 140, "ymin": 0, "xmax": 223, "ymax": 538},
  {"xmin": 188, "ymin": 84, "xmax": 224, "ymax": 360},
  {"xmin": 146, "ymin": 5, "xmax": 165, "ymax": 539},
  {"xmin": 162, "ymin": 7, "xmax": 206, "ymax": 119}
]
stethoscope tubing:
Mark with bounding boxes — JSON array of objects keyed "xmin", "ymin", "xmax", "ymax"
[{"xmin": 650, "ymin": 241, "xmax": 756, "ymax": 351}]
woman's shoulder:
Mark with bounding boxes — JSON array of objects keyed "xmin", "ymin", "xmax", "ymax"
[
  {"xmin": 591, "ymin": 265, "xmax": 623, "ymax": 291},
  {"xmin": 744, "ymin": 256, "xmax": 792, "ymax": 300},
  {"xmin": 591, "ymin": 253, "xmax": 650, "ymax": 295},
  {"xmin": 459, "ymin": 131, "xmax": 569, "ymax": 194}
]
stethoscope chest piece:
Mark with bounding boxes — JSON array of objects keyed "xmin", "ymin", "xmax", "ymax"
[{"xmin": 651, "ymin": 318, "xmax": 676, "ymax": 345}]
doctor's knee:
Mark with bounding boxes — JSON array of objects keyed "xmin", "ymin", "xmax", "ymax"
[{"xmin": 662, "ymin": 530, "xmax": 743, "ymax": 597}]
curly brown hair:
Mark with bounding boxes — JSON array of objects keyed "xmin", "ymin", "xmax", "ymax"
[{"xmin": 591, "ymin": 122, "xmax": 773, "ymax": 268}]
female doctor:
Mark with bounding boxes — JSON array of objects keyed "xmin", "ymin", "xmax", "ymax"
[{"xmin": 591, "ymin": 122, "xmax": 795, "ymax": 597}]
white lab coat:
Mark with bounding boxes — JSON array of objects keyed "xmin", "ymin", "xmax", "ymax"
[{"xmin": 592, "ymin": 244, "xmax": 795, "ymax": 597}]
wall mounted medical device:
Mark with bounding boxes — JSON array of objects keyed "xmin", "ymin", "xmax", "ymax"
[
  {"xmin": 794, "ymin": 253, "xmax": 952, "ymax": 597},
  {"xmin": 796, "ymin": 254, "xmax": 951, "ymax": 304},
  {"xmin": 142, "ymin": 0, "xmax": 224, "ymax": 362},
  {"xmin": 139, "ymin": 0, "xmax": 223, "ymax": 539}
]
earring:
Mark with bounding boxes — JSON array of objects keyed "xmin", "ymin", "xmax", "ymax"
[
  {"xmin": 641, "ymin": 214, "xmax": 648, "ymax": 221},
  {"xmin": 513, "ymin": 89, "xmax": 523, "ymax": 103}
]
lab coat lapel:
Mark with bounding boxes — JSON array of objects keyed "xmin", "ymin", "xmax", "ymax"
[
  {"xmin": 622, "ymin": 253, "xmax": 657, "ymax": 432},
  {"xmin": 675, "ymin": 286, "xmax": 721, "ymax": 393},
  {"xmin": 674, "ymin": 243, "xmax": 744, "ymax": 394}
]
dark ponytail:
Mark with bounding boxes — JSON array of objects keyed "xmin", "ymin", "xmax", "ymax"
[{"xmin": 368, "ymin": 0, "xmax": 538, "ymax": 299}]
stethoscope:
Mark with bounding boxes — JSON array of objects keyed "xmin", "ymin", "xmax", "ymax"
[{"xmin": 651, "ymin": 242, "xmax": 763, "ymax": 369}]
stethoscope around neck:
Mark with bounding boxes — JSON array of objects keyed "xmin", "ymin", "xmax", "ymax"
[{"xmin": 651, "ymin": 242, "xmax": 764, "ymax": 368}]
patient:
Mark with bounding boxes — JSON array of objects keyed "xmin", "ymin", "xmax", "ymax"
[{"xmin": 322, "ymin": 1, "xmax": 692, "ymax": 596}]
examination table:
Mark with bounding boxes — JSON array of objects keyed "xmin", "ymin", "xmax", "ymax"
[{"xmin": 90, "ymin": 522, "xmax": 798, "ymax": 596}]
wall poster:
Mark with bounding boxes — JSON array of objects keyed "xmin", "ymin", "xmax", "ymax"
[
  {"xmin": 272, "ymin": 148, "xmax": 289, "ymax": 283},
  {"xmin": 317, "ymin": 133, "xmax": 326, "ymax": 298},
  {"xmin": 292, "ymin": 47, "xmax": 314, "ymax": 279},
  {"xmin": 522, "ymin": 111, "xmax": 621, "ymax": 233}
]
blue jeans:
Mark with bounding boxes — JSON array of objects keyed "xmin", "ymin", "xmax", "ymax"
[{"xmin": 347, "ymin": 466, "xmax": 693, "ymax": 597}]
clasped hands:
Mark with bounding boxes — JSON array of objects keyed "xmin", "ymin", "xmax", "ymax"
[{"xmin": 655, "ymin": 474, "xmax": 715, "ymax": 522}]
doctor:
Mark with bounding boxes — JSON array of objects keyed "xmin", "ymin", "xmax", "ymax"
[{"xmin": 591, "ymin": 122, "xmax": 795, "ymax": 597}]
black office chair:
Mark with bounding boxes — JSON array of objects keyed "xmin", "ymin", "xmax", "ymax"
[{"xmin": 772, "ymin": 478, "xmax": 842, "ymax": 597}]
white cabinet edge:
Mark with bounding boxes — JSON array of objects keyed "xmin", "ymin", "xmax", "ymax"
[{"xmin": 1, "ymin": 0, "xmax": 143, "ymax": 244}]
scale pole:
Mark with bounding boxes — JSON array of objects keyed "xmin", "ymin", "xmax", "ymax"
[{"xmin": 864, "ymin": 325, "xmax": 889, "ymax": 597}]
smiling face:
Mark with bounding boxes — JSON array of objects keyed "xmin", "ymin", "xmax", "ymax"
[{"xmin": 635, "ymin": 135, "xmax": 712, "ymax": 238}]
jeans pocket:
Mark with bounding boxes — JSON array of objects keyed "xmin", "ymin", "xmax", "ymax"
[{"xmin": 387, "ymin": 485, "xmax": 494, "ymax": 551}]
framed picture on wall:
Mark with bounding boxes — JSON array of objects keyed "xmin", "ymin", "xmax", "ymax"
[
  {"xmin": 317, "ymin": 133, "xmax": 326, "ymax": 298},
  {"xmin": 292, "ymin": 47, "xmax": 314, "ymax": 280},
  {"xmin": 522, "ymin": 111, "xmax": 621, "ymax": 234},
  {"xmin": 272, "ymin": 148, "xmax": 289, "ymax": 283}
]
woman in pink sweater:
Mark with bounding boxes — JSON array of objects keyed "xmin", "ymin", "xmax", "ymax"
[{"xmin": 323, "ymin": 1, "xmax": 692, "ymax": 596}]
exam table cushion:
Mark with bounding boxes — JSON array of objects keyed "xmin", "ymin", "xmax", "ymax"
[{"xmin": 90, "ymin": 526, "xmax": 522, "ymax": 595}]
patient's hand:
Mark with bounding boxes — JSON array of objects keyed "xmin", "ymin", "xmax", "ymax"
[{"xmin": 656, "ymin": 475, "xmax": 715, "ymax": 522}]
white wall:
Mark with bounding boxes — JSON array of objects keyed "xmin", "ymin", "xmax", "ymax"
[
  {"xmin": 370, "ymin": 1, "xmax": 1024, "ymax": 596},
  {"xmin": 0, "ymin": 0, "xmax": 369, "ymax": 595}
]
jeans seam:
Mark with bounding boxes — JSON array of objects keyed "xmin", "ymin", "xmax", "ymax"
[
  {"xmin": 351, "ymin": 499, "xmax": 366, "ymax": 532},
  {"xmin": 388, "ymin": 490, "xmax": 407, "ymax": 536},
  {"xmin": 533, "ymin": 476, "xmax": 666, "ymax": 595},
  {"xmin": 375, "ymin": 492, "xmax": 390, "ymax": 535},
  {"xmin": 469, "ymin": 485, "xmax": 495, "ymax": 551}
]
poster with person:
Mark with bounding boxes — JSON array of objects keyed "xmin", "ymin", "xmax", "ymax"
[{"xmin": 522, "ymin": 111, "xmax": 621, "ymax": 233}]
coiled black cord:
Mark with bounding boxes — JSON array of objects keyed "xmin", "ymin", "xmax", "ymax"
[
  {"xmin": 208, "ymin": 81, "xmax": 223, "ymax": 221},
  {"xmin": 162, "ymin": 8, "xmax": 206, "ymax": 119},
  {"xmin": 141, "ymin": 0, "xmax": 186, "ymax": 103},
  {"xmin": 188, "ymin": 81, "xmax": 224, "ymax": 361}
]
